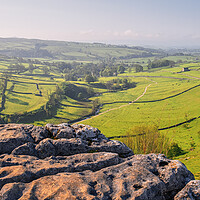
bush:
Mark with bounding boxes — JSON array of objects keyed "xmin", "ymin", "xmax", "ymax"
[
  {"xmin": 167, "ymin": 143, "xmax": 184, "ymax": 158},
  {"xmin": 61, "ymin": 82, "xmax": 94, "ymax": 100},
  {"xmin": 147, "ymin": 59, "xmax": 175, "ymax": 69},
  {"xmin": 122, "ymin": 125, "xmax": 183, "ymax": 158}
]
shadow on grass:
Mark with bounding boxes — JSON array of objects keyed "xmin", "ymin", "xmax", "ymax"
[
  {"xmin": 11, "ymin": 80, "xmax": 57, "ymax": 85},
  {"xmin": 7, "ymin": 98, "xmax": 29, "ymax": 105},
  {"xmin": 54, "ymin": 116, "xmax": 70, "ymax": 120},
  {"xmin": 102, "ymin": 101, "xmax": 130, "ymax": 106},
  {"xmin": 60, "ymin": 102, "xmax": 91, "ymax": 108},
  {"xmin": 11, "ymin": 91, "xmax": 33, "ymax": 95},
  {"xmin": 11, "ymin": 93, "xmax": 31, "ymax": 99}
]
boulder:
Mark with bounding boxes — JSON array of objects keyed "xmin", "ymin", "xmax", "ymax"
[
  {"xmin": 0, "ymin": 153, "xmax": 194, "ymax": 200},
  {"xmin": 35, "ymin": 138, "xmax": 56, "ymax": 159},
  {"xmin": 174, "ymin": 180, "xmax": 200, "ymax": 200},
  {"xmin": 6, "ymin": 123, "xmax": 133, "ymax": 158},
  {"xmin": 0, "ymin": 124, "xmax": 34, "ymax": 154},
  {"xmin": 55, "ymin": 126, "xmax": 75, "ymax": 139},
  {"xmin": 0, "ymin": 123, "xmax": 196, "ymax": 199},
  {"xmin": 11, "ymin": 143, "xmax": 37, "ymax": 157},
  {"xmin": 29, "ymin": 126, "xmax": 49, "ymax": 143}
]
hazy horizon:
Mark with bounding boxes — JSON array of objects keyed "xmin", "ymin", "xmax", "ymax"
[{"xmin": 1, "ymin": 0, "xmax": 200, "ymax": 48}]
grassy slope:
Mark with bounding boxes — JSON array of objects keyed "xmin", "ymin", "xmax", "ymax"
[
  {"xmin": 0, "ymin": 38, "xmax": 159, "ymax": 62},
  {"xmin": 1, "ymin": 64, "xmax": 58, "ymax": 115},
  {"xmin": 0, "ymin": 40, "xmax": 200, "ymax": 178},
  {"xmin": 77, "ymin": 65, "xmax": 200, "ymax": 179}
]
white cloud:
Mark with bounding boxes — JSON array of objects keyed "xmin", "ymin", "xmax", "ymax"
[
  {"xmin": 124, "ymin": 30, "xmax": 132, "ymax": 36},
  {"xmin": 80, "ymin": 29, "xmax": 94, "ymax": 35},
  {"xmin": 109, "ymin": 30, "xmax": 139, "ymax": 38}
]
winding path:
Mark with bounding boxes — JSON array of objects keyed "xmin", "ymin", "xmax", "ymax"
[
  {"xmin": 73, "ymin": 80, "xmax": 155, "ymax": 124},
  {"xmin": 180, "ymin": 74, "xmax": 200, "ymax": 80}
]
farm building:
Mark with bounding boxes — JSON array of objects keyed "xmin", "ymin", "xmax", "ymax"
[{"xmin": 182, "ymin": 67, "xmax": 190, "ymax": 72}]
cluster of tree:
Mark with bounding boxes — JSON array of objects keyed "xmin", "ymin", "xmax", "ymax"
[
  {"xmin": 7, "ymin": 62, "xmax": 51, "ymax": 76},
  {"xmin": 64, "ymin": 73, "xmax": 77, "ymax": 81},
  {"xmin": 7, "ymin": 63, "xmax": 26, "ymax": 74},
  {"xmin": 85, "ymin": 74, "xmax": 97, "ymax": 83},
  {"xmin": 0, "ymin": 74, "xmax": 9, "ymax": 111},
  {"xmin": 100, "ymin": 66, "xmax": 118, "ymax": 77},
  {"xmin": 3, "ymin": 54, "xmax": 131, "ymax": 79},
  {"xmin": 104, "ymin": 78, "xmax": 136, "ymax": 91},
  {"xmin": 134, "ymin": 64, "xmax": 144, "ymax": 72},
  {"xmin": 3, "ymin": 55, "xmax": 144, "ymax": 80},
  {"xmin": 119, "ymin": 52, "xmax": 153, "ymax": 60},
  {"xmin": 62, "ymin": 62, "xmax": 128, "ymax": 81},
  {"xmin": 100, "ymin": 65, "xmax": 127, "ymax": 77},
  {"xmin": 44, "ymin": 85, "xmax": 63, "ymax": 116},
  {"xmin": 61, "ymin": 82, "xmax": 95, "ymax": 101},
  {"xmin": 147, "ymin": 59, "xmax": 175, "ymax": 69},
  {"xmin": 0, "ymin": 48, "xmax": 53, "ymax": 58}
]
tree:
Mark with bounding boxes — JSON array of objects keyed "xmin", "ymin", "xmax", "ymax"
[
  {"xmin": 85, "ymin": 74, "xmax": 96, "ymax": 83},
  {"xmin": 28, "ymin": 63, "xmax": 35, "ymax": 74},
  {"xmin": 77, "ymin": 92, "xmax": 84, "ymax": 100},
  {"xmin": 42, "ymin": 66, "xmax": 50, "ymax": 75},
  {"xmin": 135, "ymin": 65, "xmax": 143, "ymax": 72},
  {"xmin": 147, "ymin": 59, "xmax": 175, "ymax": 69},
  {"xmin": 128, "ymin": 67, "xmax": 132, "ymax": 73},
  {"xmin": 118, "ymin": 65, "xmax": 125, "ymax": 74},
  {"xmin": 92, "ymin": 98, "xmax": 100, "ymax": 114},
  {"xmin": 64, "ymin": 73, "xmax": 77, "ymax": 81},
  {"xmin": 17, "ymin": 64, "xmax": 26, "ymax": 73}
]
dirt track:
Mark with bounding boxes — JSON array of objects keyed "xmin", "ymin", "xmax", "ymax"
[{"xmin": 74, "ymin": 80, "xmax": 154, "ymax": 124}]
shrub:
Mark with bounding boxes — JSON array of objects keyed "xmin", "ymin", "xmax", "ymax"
[
  {"xmin": 122, "ymin": 125, "xmax": 183, "ymax": 158},
  {"xmin": 167, "ymin": 143, "xmax": 184, "ymax": 158}
]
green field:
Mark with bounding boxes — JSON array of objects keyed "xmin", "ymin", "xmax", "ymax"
[
  {"xmin": 0, "ymin": 38, "xmax": 200, "ymax": 179},
  {"xmin": 74, "ymin": 65, "xmax": 200, "ymax": 179},
  {"xmin": 0, "ymin": 62, "xmax": 200, "ymax": 179}
]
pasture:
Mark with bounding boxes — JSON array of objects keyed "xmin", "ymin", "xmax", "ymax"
[
  {"xmin": 76, "ymin": 66, "xmax": 200, "ymax": 178},
  {"xmin": 0, "ymin": 48, "xmax": 200, "ymax": 178}
]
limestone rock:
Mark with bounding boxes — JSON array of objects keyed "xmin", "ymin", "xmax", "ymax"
[
  {"xmin": 55, "ymin": 126, "xmax": 75, "ymax": 139},
  {"xmin": 11, "ymin": 142, "xmax": 37, "ymax": 157},
  {"xmin": 35, "ymin": 138, "xmax": 56, "ymax": 159},
  {"xmin": 174, "ymin": 180, "xmax": 200, "ymax": 200},
  {"xmin": 0, "ymin": 123, "xmax": 196, "ymax": 199},
  {"xmin": 0, "ymin": 153, "xmax": 194, "ymax": 200},
  {"xmin": 4, "ymin": 123, "xmax": 133, "ymax": 158},
  {"xmin": 29, "ymin": 126, "xmax": 49, "ymax": 143},
  {"xmin": 45, "ymin": 123, "xmax": 60, "ymax": 137},
  {"xmin": 0, "ymin": 124, "xmax": 34, "ymax": 154}
]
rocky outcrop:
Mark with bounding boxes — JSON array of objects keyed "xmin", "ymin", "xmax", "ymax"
[
  {"xmin": 0, "ymin": 123, "xmax": 133, "ymax": 158},
  {"xmin": 0, "ymin": 123, "xmax": 197, "ymax": 199},
  {"xmin": 174, "ymin": 180, "xmax": 200, "ymax": 199}
]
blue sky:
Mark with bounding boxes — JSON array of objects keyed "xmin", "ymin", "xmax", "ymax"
[{"xmin": 0, "ymin": 0, "xmax": 200, "ymax": 47}]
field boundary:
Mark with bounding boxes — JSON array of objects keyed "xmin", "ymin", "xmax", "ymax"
[
  {"xmin": 137, "ymin": 83, "xmax": 200, "ymax": 103},
  {"xmin": 73, "ymin": 82, "xmax": 153, "ymax": 124},
  {"xmin": 108, "ymin": 116, "xmax": 200, "ymax": 139}
]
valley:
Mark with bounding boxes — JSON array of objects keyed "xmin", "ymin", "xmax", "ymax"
[{"xmin": 0, "ymin": 38, "xmax": 200, "ymax": 179}]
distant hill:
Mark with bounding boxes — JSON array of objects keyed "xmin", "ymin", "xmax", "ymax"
[{"xmin": 0, "ymin": 37, "xmax": 165, "ymax": 61}]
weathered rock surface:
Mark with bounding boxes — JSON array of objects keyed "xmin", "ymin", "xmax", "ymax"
[
  {"xmin": 0, "ymin": 123, "xmax": 197, "ymax": 199},
  {"xmin": 0, "ymin": 123, "xmax": 133, "ymax": 158},
  {"xmin": 174, "ymin": 180, "xmax": 200, "ymax": 200}
]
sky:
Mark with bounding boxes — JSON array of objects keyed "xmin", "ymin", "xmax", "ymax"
[{"xmin": 0, "ymin": 0, "xmax": 200, "ymax": 47}]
